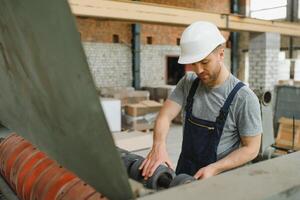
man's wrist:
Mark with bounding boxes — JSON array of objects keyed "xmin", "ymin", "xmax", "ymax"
[
  {"xmin": 152, "ymin": 141, "xmax": 166, "ymax": 149},
  {"xmin": 209, "ymin": 162, "xmax": 223, "ymax": 175}
]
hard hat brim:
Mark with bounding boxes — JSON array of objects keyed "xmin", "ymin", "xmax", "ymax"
[{"xmin": 178, "ymin": 52, "xmax": 210, "ymax": 65}]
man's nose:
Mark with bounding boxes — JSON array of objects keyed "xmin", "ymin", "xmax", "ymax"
[{"xmin": 193, "ymin": 63, "xmax": 204, "ymax": 74}]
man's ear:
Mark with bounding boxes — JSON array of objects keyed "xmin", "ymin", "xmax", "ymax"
[{"xmin": 218, "ymin": 47, "xmax": 225, "ymax": 60}]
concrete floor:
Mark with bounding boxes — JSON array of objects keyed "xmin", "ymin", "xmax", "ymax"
[{"xmin": 134, "ymin": 123, "xmax": 183, "ymax": 168}]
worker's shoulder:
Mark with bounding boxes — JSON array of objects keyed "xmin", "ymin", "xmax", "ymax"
[
  {"xmin": 231, "ymin": 76, "xmax": 258, "ymax": 103},
  {"xmin": 237, "ymin": 85, "xmax": 258, "ymax": 102}
]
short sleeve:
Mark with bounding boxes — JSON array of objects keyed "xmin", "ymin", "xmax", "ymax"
[
  {"xmin": 168, "ymin": 75, "xmax": 187, "ymax": 106},
  {"xmin": 236, "ymin": 91, "xmax": 263, "ymax": 136}
]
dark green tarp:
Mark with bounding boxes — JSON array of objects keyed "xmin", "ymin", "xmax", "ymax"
[{"xmin": 0, "ymin": 0, "xmax": 133, "ymax": 199}]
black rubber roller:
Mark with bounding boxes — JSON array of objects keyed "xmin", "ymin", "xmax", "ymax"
[
  {"xmin": 169, "ymin": 173, "xmax": 196, "ymax": 187},
  {"xmin": 129, "ymin": 157, "xmax": 145, "ymax": 182},
  {"xmin": 145, "ymin": 165, "xmax": 175, "ymax": 190},
  {"xmin": 122, "ymin": 153, "xmax": 143, "ymax": 173}
]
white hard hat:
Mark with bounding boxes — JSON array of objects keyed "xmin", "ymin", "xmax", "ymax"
[{"xmin": 178, "ymin": 21, "xmax": 226, "ymax": 64}]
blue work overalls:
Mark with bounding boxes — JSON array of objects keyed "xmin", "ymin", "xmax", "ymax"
[{"xmin": 175, "ymin": 78, "xmax": 245, "ymax": 176}]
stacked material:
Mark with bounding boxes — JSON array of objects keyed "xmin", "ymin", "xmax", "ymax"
[
  {"xmin": 143, "ymin": 85, "xmax": 175, "ymax": 103},
  {"xmin": 275, "ymin": 117, "xmax": 300, "ymax": 151},
  {"xmin": 100, "ymin": 87, "xmax": 149, "ymax": 106},
  {"xmin": 143, "ymin": 85, "xmax": 183, "ymax": 124},
  {"xmin": 123, "ymin": 100, "xmax": 162, "ymax": 131}
]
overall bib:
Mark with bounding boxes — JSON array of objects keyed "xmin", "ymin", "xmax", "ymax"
[{"xmin": 175, "ymin": 78, "xmax": 245, "ymax": 176}]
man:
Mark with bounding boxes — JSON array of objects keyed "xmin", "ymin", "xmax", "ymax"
[{"xmin": 139, "ymin": 21, "xmax": 262, "ymax": 180}]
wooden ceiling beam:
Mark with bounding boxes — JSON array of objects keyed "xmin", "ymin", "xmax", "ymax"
[{"xmin": 69, "ymin": 0, "xmax": 300, "ymax": 37}]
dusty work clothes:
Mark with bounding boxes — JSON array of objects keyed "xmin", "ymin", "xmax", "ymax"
[
  {"xmin": 169, "ymin": 73, "xmax": 263, "ymax": 172},
  {"xmin": 176, "ymin": 77, "xmax": 245, "ymax": 175}
]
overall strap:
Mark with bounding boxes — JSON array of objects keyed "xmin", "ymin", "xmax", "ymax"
[
  {"xmin": 185, "ymin": 77, "xmax": 199, "ymax": 112},
  {"xmin": 216, "ymin": 82, "xmax": 245, "ymax": 126}
]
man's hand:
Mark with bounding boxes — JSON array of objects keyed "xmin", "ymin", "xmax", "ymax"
[
  {"xmin": 139, "ymin": 144, "xmax": 174, "ymax": 180},
  {"xmin": 193, "ymin": 164, "xmax": 219, "ymax": 180},
  {"xmin": 194, "ymin": 134, "xmax": 261, "ymax": 180}
]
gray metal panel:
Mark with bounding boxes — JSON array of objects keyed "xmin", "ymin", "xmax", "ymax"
[
  {"xmin": 274, "ymin": 85, "xmax": 300, "ymax": 134},
  {"xmin": 139, "ymin": 152, "xmax": 300, "ymax": 200},
  {"xmin": 0, "ymin": 1, "xmax": 132, "ymax": 199},
  {"xmin": 261, "ymin": 105, "xmax": 275, "ymax": 151}
]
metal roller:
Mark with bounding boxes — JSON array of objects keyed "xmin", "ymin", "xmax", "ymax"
[
  {"xmin": 145, "ymin": 165, "xmax": 175, "ymax": 190},
  {"xmin": 21, "ymin": 159, "xmax": 55, "ymax": 200},
  {"xmin": 129, "ymin": 158, "xmax": 145, "ymax": 182},
  {"xmin": 0, "ymin": 134, "xmax": 107, "ymax": 200},
  {"xmin": 120, "ymin": 150, "xmax": 176, "ymax": 190},
  {"xmin": 9, "ymin": 147, "xmax": 42, "ymax": 191},
  {"xmin": 120, "ymin": 152, "xmax": 144, "ymax": 174},
  {"xmin": 169, "ymin": 174, "xmax": 196, "ymax": 187},
  {"xmin": 58, "ymin": 180, "xmax": 108, "ymax": 200}
]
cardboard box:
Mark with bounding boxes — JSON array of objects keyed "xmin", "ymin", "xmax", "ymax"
[
  {"xmin": 275, "ymin": 117, "xmax": 300, "ymax": 150},
  {"xmin": 125, "ymin": 100, "xmax": 162, "ymax": 117},
  {"xmin": 100, "ymin": 87, "xmax": 150, "ymax": 106}
]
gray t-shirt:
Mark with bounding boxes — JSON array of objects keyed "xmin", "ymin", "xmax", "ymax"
[{"xmin": 169, "ymin": 72, "xmax": 262, "ymax": 160}]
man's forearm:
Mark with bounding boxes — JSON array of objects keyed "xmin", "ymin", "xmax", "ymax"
[
  {"xmin": 210, "ymin": 146, "xmax": 259, "ymax": 174},
  {"xmin": 152, "ymin": 115, "xmax": 171, "ymax": 147}
]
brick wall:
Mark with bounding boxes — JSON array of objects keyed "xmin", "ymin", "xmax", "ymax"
[
  {"xmin": 248, "ymin": 33, "xmax": 280, "ymax": 90},
  {"xmin": 76, "ymin": 0, "xmax": 231, "ymax": 45},
  {"xmin": 76, "ymin": 18, "xmax": 132, "ymax": 44},
  {"xmin": 76, "ymin": 0, "xmax": 231, "ymax": 88},
  {"xmin": 83, "ymin": 42, "xmax": 132, "ymax": 89},
  {"xmin": 141, "ymin": 24, "xmax": 184, "ymax": 45},
  {"xmin": 140, "ymin": 45, "xmax": 180, "ymax": 86}
]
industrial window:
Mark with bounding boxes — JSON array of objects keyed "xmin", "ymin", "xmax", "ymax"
[
  {"xmin": 250, "ymin": 0, "xmax": 287, "ymax": 20},
  {"xmin": 113, "ymin": 34, "xmax": 119, "ymax": 43},
  {"xmin": 146, "ymin": 36, "xmax": 152, "ymax": 44},
  {"xmin": 176, "ymin": 38, "xmax": 180, "ymax": 46},
  {"xmin": 166, "ymin": 56, "xmax": 185, "ymax": 85}
]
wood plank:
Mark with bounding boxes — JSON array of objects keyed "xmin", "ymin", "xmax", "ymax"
[
  {"xmin": 113, "ymin": 131, "xmax": 152, "ymax": 151},
  {"xmin": 69, "ymin": 0, "xmax": 300, "ymax": 37},
  {"xmin": 275, "ymin": 117, "xmax": 300, "ymax": 150}
]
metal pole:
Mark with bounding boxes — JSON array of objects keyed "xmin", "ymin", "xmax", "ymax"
[{"xmin": 230, "ymin": 0, "xmax": 239, "ymax": 77}]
